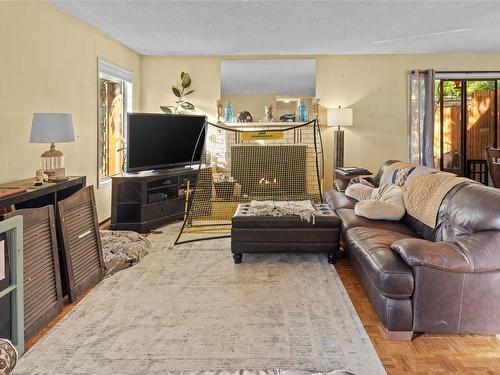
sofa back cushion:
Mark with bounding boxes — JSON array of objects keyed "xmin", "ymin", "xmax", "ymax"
[
  {"xmin": 371, "ymin": 160, "xmax": 399, "ymax": 187},
  {"xmin": 401, "ymin": 213, "xmax": 435, "ymax": 240},
  {"xmin": 434, "ymin": 183, "xmax": 500, "ymax": 242}
]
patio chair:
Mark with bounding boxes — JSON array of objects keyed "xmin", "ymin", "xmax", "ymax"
[{"xmin": 486, "ymin": 147, "xmax": 500, "ymax": 188}]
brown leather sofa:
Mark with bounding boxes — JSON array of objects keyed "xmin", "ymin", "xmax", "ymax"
[{"xmin": 325, "ymin": 161, "xmax": 500, "ymax": 340}]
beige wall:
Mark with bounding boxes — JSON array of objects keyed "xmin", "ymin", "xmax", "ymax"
[
  {"xmin": 0, "ymin": 1, "xmax": 142, "ymax": 221},
  {"xmin": 141, "ymin": 56, "xmax": 220, "ymax": 121},
  {"xmin": 143, "ymin": 54, "xmax": 500, "ymax": 191}
]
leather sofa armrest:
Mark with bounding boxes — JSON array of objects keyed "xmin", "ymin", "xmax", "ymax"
[
  {"xmin": 392, "ymin": 232, "xmax": 500, "ymax": 273},
  {"xmin": 391, "ymin": 238, "xmax": 472, "ymax": 272}
]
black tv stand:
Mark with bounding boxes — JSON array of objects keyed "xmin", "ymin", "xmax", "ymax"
[
  {"xmin": 129, "ymin": 166, "xmax": 195, "ymax": 175},
  {"xmin": 111, "ymin": 168, "xmax": 198, "ymax": 233}
]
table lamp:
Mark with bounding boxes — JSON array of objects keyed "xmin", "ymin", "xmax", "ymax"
[
  {"xmin": 327, "ymin": 106, "xmax": 353, "ymax": 168},
  {"xmin": 30, "ymin": 113, "xmax": 75, "ymax": 176}
]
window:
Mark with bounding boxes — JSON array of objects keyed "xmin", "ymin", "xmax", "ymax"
[
  {"xmin": 434, "ymin": 72, "xmax": 500, "ymax": 182},
  {"xmin": 97, "ymin": 59, "xmax": 133, "ymax": 187}
]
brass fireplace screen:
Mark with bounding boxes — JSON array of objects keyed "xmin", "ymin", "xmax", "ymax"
[{"xmin": 174, "ymin": 119, "xmax": 323, "ymax": 244}]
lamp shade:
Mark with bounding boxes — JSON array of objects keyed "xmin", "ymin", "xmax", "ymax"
[
  {"xmin": 30, "ymin": 113, "xmax": 75, "ymax": 143},
  {"xmin": 327, "ymin": 108, "xmax": 353, "ymax": 127}
]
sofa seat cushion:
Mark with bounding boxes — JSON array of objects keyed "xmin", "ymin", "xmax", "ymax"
[
  {"xmin": 336, "ymin": 208, "xmax": 416, "ymax": 236},
  {"xmin": 346, "ymin": 227, "xmax": 416, "ymax": 299},
  {"xmin": 324, "ymin": 190, "xmax": 357, "ymax": 210}
]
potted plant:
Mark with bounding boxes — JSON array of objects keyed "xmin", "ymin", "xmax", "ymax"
[{"xmin": 160, "ymin": 72, "xmax": 195, "ymax": 114}]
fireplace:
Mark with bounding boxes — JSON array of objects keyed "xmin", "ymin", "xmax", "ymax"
[{"xmin": 231, "ymin": 145, "xmax": 307, "ymax": 197}]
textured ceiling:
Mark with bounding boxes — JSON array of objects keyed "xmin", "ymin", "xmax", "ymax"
[{"xmin": 50, "ymin": 0, "xmax": 500, "ymax": 55}]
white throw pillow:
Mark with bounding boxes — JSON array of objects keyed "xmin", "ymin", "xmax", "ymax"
[
  {"xmin": 345, "ymin": 183, "xmax": 374, "ymax": 202},
  {"xmin": 355, "ymin": 200, "xmax": 405, "ymax": 220},
  {"xmin": 354, "ymin": 184, "xmax": 406, "ymax": 220}
]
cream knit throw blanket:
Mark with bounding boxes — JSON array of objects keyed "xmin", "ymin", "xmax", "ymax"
[
  {"xmin": 248, "ymin": 200, "xmax": 317, "ymax": 223},
  {"xmin": 403, "ymin": 173, "xmax": 474, "ymax": 228}
]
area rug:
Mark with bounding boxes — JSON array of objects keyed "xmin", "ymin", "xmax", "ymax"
[{"xmin": 14, "ymin": 223, "xmax": 386, "ymax": 375}]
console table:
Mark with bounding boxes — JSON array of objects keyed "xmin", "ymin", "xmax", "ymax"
[{"xmin": 0, "ymin": 177, "xmax": 86, "ymax": 211}]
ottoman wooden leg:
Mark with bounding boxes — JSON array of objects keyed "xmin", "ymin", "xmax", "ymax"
[
  {"xmin": 233, "ymin": 253, "xmax": 243, "ymax": 264},
  {"xmin": 327, "ymin": 252, "xmax": 337, "ymax": 265}
]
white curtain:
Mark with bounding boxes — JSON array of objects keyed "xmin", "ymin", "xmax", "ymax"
[{"xmin": 408, "ymin": 69, "xmax": 435, "ymax": 167}]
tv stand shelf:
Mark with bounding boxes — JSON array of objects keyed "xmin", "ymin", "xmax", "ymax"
[{"xmin": 111, "ymin": 169, "xmax": 198, "ymax": 233}]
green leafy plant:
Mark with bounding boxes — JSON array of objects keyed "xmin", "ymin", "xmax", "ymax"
[
  {"xmin": 160, "ymin": 72, "xmax": 195, "ymax": 114},
  {"xmin": 436, "ymin": 80, "xmax": 496, "ymax": 99}
]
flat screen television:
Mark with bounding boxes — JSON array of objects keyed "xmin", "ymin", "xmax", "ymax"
[{"xmin": 126, "ymin": 113, "xmax": 206, "ymax": 172}]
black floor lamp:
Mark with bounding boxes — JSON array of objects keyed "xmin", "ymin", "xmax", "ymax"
[{"xmin": 327, "ymin": 106, "xmax": 353, "ymax": 168}]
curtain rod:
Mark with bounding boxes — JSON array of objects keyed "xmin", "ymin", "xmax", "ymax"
[
  {"xmin": 435, "ymin": 70, "xmax": 500, "ymax": 74},
  {"xmin": 435, "ymin": 71, "xmax": 500, "ymax": 79}
]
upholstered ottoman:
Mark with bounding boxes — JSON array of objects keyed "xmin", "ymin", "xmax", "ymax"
[{"xmin": 231, "ymin": 203, "xmax": 340, "ymax": 264}]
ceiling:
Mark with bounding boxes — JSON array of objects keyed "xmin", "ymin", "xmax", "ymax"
[{"xmin": 51, "ymin": 0, "xmax": 500, "ymax": 56}]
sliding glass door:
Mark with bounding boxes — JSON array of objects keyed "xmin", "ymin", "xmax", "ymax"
[{"xmin": 435, "ymin": 78, "xmax": 499, "ymax": 182}]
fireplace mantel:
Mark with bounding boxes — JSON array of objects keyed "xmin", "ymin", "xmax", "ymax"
[{"xmin": 218, "ymin": 121, "xmax": 308, "ymax": 129}]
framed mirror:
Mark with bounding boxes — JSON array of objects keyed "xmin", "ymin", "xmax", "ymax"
[{"xmin": 220, "ymin": 59, "xmax": 316, "ymax": 123}]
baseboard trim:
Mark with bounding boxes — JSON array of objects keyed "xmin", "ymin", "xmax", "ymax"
[{"xmin": 99, "ymin": 217, "xmax": 111, "ymax": 230}]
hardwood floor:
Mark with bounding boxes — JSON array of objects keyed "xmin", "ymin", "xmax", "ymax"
[
  {"xmin": 25, "ymin": 257, "xmax": 500, "ymax": 374},
  {"xmin": 336, "ymin": 258, "xmax": 500, "ymax": 375}
]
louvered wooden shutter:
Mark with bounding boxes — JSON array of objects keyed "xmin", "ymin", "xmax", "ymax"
[
  {"xmin": 3, "ymin": 206, "xmax": 63, "ymax": 340},
  {"xmin": 58, "ymin": 186, "xmax": 104, "ymax": 302}
]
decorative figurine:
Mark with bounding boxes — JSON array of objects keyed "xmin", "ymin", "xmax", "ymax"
[
  {"xmin": 224, "ymin": 101, "xmax": 233, "ymax": 123},
  {"xmin": 280, "ymin": 114, "xmax": 295, "ymax": 122},
  {"xmin": 216, "ymin": 100, "xmax": 224, "ymax": 123},
  {"xmin": 299, "ymin": 100, "xmax": 308, "ymax": 122},
  {"xmin": 312, "ymin": 97, "xmax": 320, "ymax": 119},
  {"xmin": 265, "ymin": 105, "xmax": 273, "ymax": 121},
  {"xmin": 236, "ymin": 111, "xmax": 253, "ymax": 123}
]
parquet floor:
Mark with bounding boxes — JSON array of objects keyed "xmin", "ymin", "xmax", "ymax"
[
  {"xmin": 336, "ymin": 258, "xmax": 500, "ymax": 375},
  {"xmin": 26, "ymin": 256, "xmax": 500, "ymax": 374}
]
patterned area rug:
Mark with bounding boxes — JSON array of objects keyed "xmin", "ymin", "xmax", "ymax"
[{"xmin": 15, "ymin": 223, "xmax": 385, "ymax": 375}]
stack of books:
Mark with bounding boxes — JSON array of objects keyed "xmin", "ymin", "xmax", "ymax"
[{"xmin": 334, "ymin": 167, "xmax": 372, "ymax": 176}]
